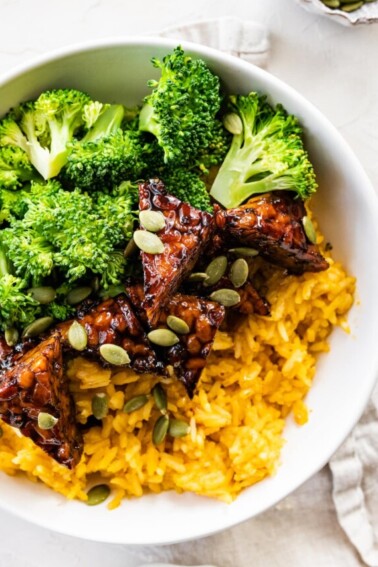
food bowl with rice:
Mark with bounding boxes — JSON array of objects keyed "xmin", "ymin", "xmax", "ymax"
[{"xmin": 0, "ymin": 37, "xmax": 377, "ymax": 545}]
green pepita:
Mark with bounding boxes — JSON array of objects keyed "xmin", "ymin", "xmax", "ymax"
[
  {"xmin": 91, "ymin": 276, "xmax": 100, "ymax": 293},
  {"xmin": 28, "ymin": 286, "xmax": 56, "ymax": 304},
  {"xmin": 167, "ymin": 315, "xmax": 190, "ymax": 335},
  {"xmin": 187, "ymin": 272, "xmax": 209, "ymax": 283},
  {"xmin": 147, "ymin": 329, "xmax": 180, "ymax": 347},
  {"xmin": 5, "ymin": 328, "xmax": 19, "ymax": 347},
  {"xmin": 223, "ymin": 112, "xmax": 243, "ymax": 135},
  {"xmin": 99, "ymin": 344, "xmax": 130, "ymax": 366},
  {"xmin": 209, "ymin": 289, "xmax": 241, "ymax": 307},
  {"xmin": 152, "ymin": 383, "xmax": 167, "ymax": 412},
  {"xmin": 23, "ymin": 317, "xmax": 54, "ymax": 338},
  {"xmin": 98, "ymin": 284, "xmax": 125, "ymax": 299},
  {"xmin": 322, "ymin": 0, "xmax": 340, "ymax": 6},
  {"xmin": 152, "ymin": 414, "xmax": 170, "ymax": 445},
  {"xmin": 204, "ymin": 255, "xmax": 228, "ymax": 287},
  {"xmin": 229, "ymin": 258, "xmax": 249, "ymax": 288},
  {"xmin": 124, "ymin": 237, "xmax": 138, "ymax": 258},
  {"xmin": 68, "ymin": 321, "xmax": 88, "ymax": 351},
  {"xmin": 91, "ymin": 393, "xmax": 109, "ymax": 420},
  {"xmin": 169, "ymin": 418, "xmax": 190, "ymax": 438},
  {"xmin": 133, "ymin": 230, "xmax": 164, "ymax": 254},
  {"xmin": 229, "ymin": 247, "xmax": 259, "ymax": 258},
  {"xmin": 67, "ymin": 286, "xmax": 92, "ymax": 305},
  {"xmin": 139, "ymin": 210, "xmax": 166, "ymax": 233},
  {"xmin": 302, "ymin": 216, "xmax": 317, "ymax": 244},
  {"xmin": 86, "ymin": 484, "xmax": 110, "ymax": 506},
  {"xmin": 38, "ymin": 412, "xmax": 58, "ymax": 430},
  {"xmin": 123, "ymin": 394, "xmax": 149, "ymax": 414},
  {"xmin": 340, "ymin": 1, "xmax": 363, "ymax": 10}
]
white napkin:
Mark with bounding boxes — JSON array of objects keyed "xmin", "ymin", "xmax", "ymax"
[
  {"xmin": 133, "ymin": 17, "xmax": 377, "ymax": 567},
  {"xmin": 330, "ymin": 389, "xmax": 378, "ymax": 566},
  {"xmin": 157, "ymin": 17, "xmax": 270, "ymax": 68}
]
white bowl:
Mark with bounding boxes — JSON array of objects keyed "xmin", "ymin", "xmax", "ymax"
[{"xmin": 0, "ymin": 37, "xmax": 378, "ymax": 545}]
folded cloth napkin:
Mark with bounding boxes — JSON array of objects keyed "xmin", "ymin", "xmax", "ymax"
[
  {"xmin": 134, "ymin": 17, "xmax": 377, "ymax": 567},
  {"xmin": 157, "ymin": 17, "xmax": 270, "ymax": 67},
  {"xmin": 330, "ymin": 388, "xmax": 378, "ymax": 567}
]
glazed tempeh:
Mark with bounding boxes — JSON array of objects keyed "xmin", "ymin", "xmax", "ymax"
[
  {"xmin": 215, "ymin": 192, "xmax": 328, "ymax": 274},
  {"xmin": 0, "ymin": 334, "xmax": 82, "ymax": 468},
  {"xmin": 139, "ymin": 179, "xmax": 214, "ymax": 327}
]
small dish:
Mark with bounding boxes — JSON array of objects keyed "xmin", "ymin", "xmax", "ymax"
[{"xmin": 296, "ymin": 0, "xmax": 378, "ymax": 25}]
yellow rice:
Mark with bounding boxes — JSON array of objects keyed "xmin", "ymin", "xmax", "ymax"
[{"xmin": 0, "ymin": 224, "xmax": 355, "ymax": 508}]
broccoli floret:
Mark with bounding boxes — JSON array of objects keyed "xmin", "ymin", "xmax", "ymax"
[
  {"xmin": 0, "ymin": 223, "xmax": 55, "ymax": 281},
  {"xmin": 139, "ymin": 46, "xmax": 222, "ymax": 166},
  {"xmin": 0, "ymin": 89, "xmax": 94, "ymax": 180},
  {"xmin": 210, "ymin": 93, "xmax": 317, "ymax": 209},
  {"xmin": 141, "ymin": 139, "xmax": 214, "ymax": 211},
  {"xmin": 0, "ymin": 245, "xmax": 40, "ymax": 331},
  {"xmin": 61, "ymin": 105, "xmax": 146, "ymax": 191},
  {"xmin": 162, "ymin": 169, "xmax": 213, "ymax": 212},
  {"xmin": 0, "ymin": 145, "xmax": 39, "ymax": 189},
  {"xmin": 195, "ymin": 119, "xmax": 231, "ymax": 174},
  {"xmin": 45, "ymin": 300, "xmax": 74, "ymax": 321},
  {"xmin": 94, "ymin": 181, "xmax": 138, "ymax": 242}
]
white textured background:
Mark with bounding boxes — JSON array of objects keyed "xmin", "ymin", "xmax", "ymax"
[{"xmin": 0, "ymin": 0, "xmax": 377, "ymax": 565}]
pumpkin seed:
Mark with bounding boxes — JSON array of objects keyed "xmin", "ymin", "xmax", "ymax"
[
  {"xmin": 91, "ymin": 393, "xmax": 109, "ymax": 419},
  {"xmin": 229, "ymin": 258, "xmax": 249, "ymax": 288},
  {"xmin": 209, "ymin": 289, "xmax": 241, "ymax": 307},
  {"xmin": 133, "ymin": 230, "xmax": 164, "ymax": 254},
  {"xmin": 5, "ymin": 328, "xmax": 19, "ymax": 347},
  {"xmin": 68, "ymin": 321, "xmax": 88, "ymax": 351},
  {"xmin": 124, "ymin": 237, "xmax": 138, "ymax": 258},
  {"xmin": 38, "ymin": 412, "xmax": 58, "ymax": 430},
  {"xmin": 99, "ymin": 344, "xmax": 130, "ymax": 366},
  {"xmin": 91, "ymin": 276, "xmax": 100, "ymax": 293},
  {"xmin": 167, "ymin": 315, "xmax": 190, "ymax": 335},
  {"xmin": 147, "ymin": 329, "xmax": 180, "ymax": 347},
  {"xmin": 187, "ymin": 272, "xmax": 209, "ymax": 283},
  {"xmin": 139, "ymin": 210, "xmax": 166, "ymax": 232},
  {"xmin": 302, "ymin": 216, "xmax": 317, "ymax": 244},
  {"xmin": 153, "ymin": 414, "xmax": 170, "ymax": 445},
  {"xmin": 98, "ymin": 284, "xmax": 124, "ymax": 299},
  {"xmin": 28, "ymin": 286, "xmax": 56, "ymax": 304},
  {"xmin": 67, "ymin": 286, "xmax": 92, "ymax": 305},
  {"xmin": 341, "ymin": 1, "xmax": 363, "ymax": 10},
  {"xmin": 204, "ymin": 255, "xmax": 228, "ymax": 287},
  {"xmin": 169, "ymin": 418, "xmax": 190, "ymax": 438},
  {"xmin": 229, "ymin": 247, "xmax": 259, "ymax": 258},
  {"xmin": 23, "ymin": 317, "xmax": 54, "ymax": 338},
  {"xmin": 223, "ymin": 113, "xmax": 243, "ymax": 135},
  {"xmin": 152, "ymin": 383, "xmax": 167, "ymax": 412},
  {"xmin": 86, "ymin": 484, "xmax": 110, "ymax": 506},
  {"xmin": 322, "ymin": 0, "xmax": 340, "ymax": 6},
  {"xmin": 123, "ymin": 394, "xmax": 149, "ymax": 414}
]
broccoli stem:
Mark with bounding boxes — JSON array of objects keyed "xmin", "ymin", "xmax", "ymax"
[{"xmin": 0, "ymin": 247, "xmax": 9, "ymax": 279}]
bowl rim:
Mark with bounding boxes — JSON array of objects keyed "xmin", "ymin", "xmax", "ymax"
[{"xmin": 0, "ymin": 35, "xmax": 378, "ymax": 545}]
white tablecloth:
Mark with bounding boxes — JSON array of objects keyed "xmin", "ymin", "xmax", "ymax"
[{"xmin": 0, "ymin": 0, "xmax": 377, "ymax": 565}]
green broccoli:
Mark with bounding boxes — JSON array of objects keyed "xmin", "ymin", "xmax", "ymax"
[
  {"xmin": 140, "ymin": 140, "xmax": 213, "ymax": 211},
  {"xmin": 162, "ymin": 169, "xmax": 213, "ymax": 212},
  {"xmin": 61, "ymin": 105, "xmax": 146, "ymax": 191},
  {"xmin": 0, "ymin": 223, "xmax": 55, "ymax": 281},
  {"xmin": 0, "ymin": 89, "xmax": 94, "ymax": 180},
  {"xmin": 0, "ymin": 245, "xmax": 41, "ymax": 332},
  {"xmin": 139, "ymin": 46, "xmax": 222, "ymax": 166},
  {"xmin": 94, "ymin": 181, "xmax": 138, "ymax": 242},
  {"xmin": 0, "ymin": 145, "xmax": 39, "ymax": 189},
  {"xmin": 210, "ymin": 93, "xmax": 318, "ymax": 209}
]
